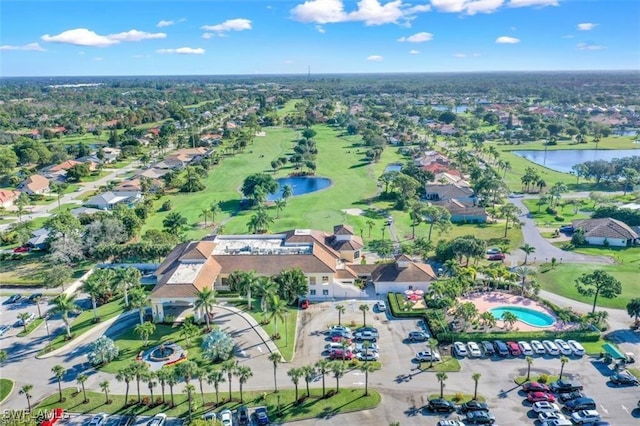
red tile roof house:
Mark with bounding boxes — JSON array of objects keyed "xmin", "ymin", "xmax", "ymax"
[
  {"xmin": 18, "ymin": 174, "xmax": 50, "ymax": 195},
  {"xmin": 149, "ymin": 225, "xmax": 435, "ymax": 323},
  {"xmin": 0, "ymin": 189, "xmax": 21, "ymax": 208}
]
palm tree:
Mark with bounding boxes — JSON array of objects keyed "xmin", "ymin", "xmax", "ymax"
[
  {"xmin": 176, "ymin": 360, "xmax": 198, "ymax": 386},
  {"xmin": 100, "ymin": 380, "xmax": 110, "ymax": 404},
  {"xmin": 301, "ymin": 365, "xmax": 316, "ymax": 397},
  {"xmin": 274, "ymin": 198, "xmax": 286, "ymax": 218},
  {"xmin": 206, "ymin": 369, "xmax": 226, "ymax": 406},
  {"xmin": 359, "ymin": 304, "xmax": 370, "ymax": 327},
  {"xmin": 236, "ymin": 270, "xmax": 257, "ymax": 310},
  {"xmin": 199, "ymin": 208, "xmax": 209, "ymax": 227},
  {"xmin": 335, "ymin": 304, "xmax": 345, "ymax": 326},
  {"xmin": 83, "ymin": 273, "xmax": 108, "ymax": 323},
  {"xmin": 268, "ymin": 352, "xmax": 282, "ymax": 392},
  {"xmin": 248, "ymin": 207, "xmax": 274, "ymax": 234},
  {"xmin": 235, "ymin": 365, "xmax": 253, "ymax": 403},
  {"xmin": 194, "ymin": 366, "xmax": 206, "ymax": 406},
  {"xmin": 166, "ymin": 369, "xmax": 178, "ymax": 407},
  {"xmin": 366, "ymin": 220, "xmax": 375, "ymax": 238},
  {"xmin": 315, "ymin": 358, "xmax": 331, "ymax": 398},
  {"xmin": 515, "ymin": 266, "xmax": 536, "ymax": 296},
  {"xmin": 626, "ymin": 298, "xmax": 640, "ymax": 326},
  {"xmin": 210, "ymin": 202, "xmax": 222, "ymax": 225},
  {"xmin": 282, "ymin": 184, "xmax": 293, "ymax": 201},
  {"xmin": 134, "ymin": 321, "xmax": 156, "ymax": 346},
  {"xmin": 155, "ymin": 368, "xmax": 173, "ymax": 405},
  {"xmin": 360, "ymin": 362, "xmax": 376, "ymax": 396},
  {"xmin": 195, "ymin": 287, "xmax": 216, "ymax": 330},
  {"xmin": 129, "ymin": 361, "xmax": 150, "ymax": 403},
  {"xmin": 254, "ymin": 276, "xmax": 276, "ymax": 313},
  {"xmin": 331, "ymin": 361, "xmax": 346, "ymax": 393},
  {"xmin": 180, "ymin": 320, "xmax": 200, "ymax": 347},
  {"xmin": 116, "ymin": 365, "xmax": 134, "ymax": 405},
  {"xmin": 287, "ymin": 367, "xmax": 303, "ymax": 401},
  {"xmin": 144, "ymin": 371, "xmax": 157, "ymax": 404},
  {"xmin": 51, "ymin": 365, "xmax": 66, "ymax": 402},
  {"xmin": 436, "ymin": 372, "xmax": 448, "ymax": 398},
  {"xmin": 519, "ymin": 243, "xmax": 536, "ymax": 265},
  {"xmin": 559, "ymin": 356, "xmax": 569, "ymax": 380},
  {"xmin": 114, "ymin": 267, "xmax": 141, "ymax": 307},
  {"xmin": 129, "ymin": 285, "xmax": 150, "ymax": 325},
  {"xmin": 19, "ymin": 384, "xmax": 33, "ymax": 411},
  {"xmin": 525, "ymin": 356, "xmax": 534, "ymax": 381},
  {"xmin": 501, "ymin": 311, "xmax": 518, "ymax": 330},
  {"xmin": 427, "ymin": 338, "xmax": 439, "ymax": 368},
  {"xmin": 221, "ymin": 359, "xmax": 237, "ymax": 401},
  {"xmin": 77, "ymin": 373, "xmax": 88, "ymax": 403},
  {"xmin": 472, "ymin": 373, "xmax": 481, "ymax": 400},
  {"xmin": 0, "ymin": 350, "xmax": 6, "ymax": 365},
  {"xmin": 184, "ymin": 384, "xmax": 196, "ymax": 422},
  {"xmin": 17, "ymin": 312, "xmax": 31, "ymax": 333},
  {"xmin": 51, "ymin": 293, "xmax": 78, "ymax": 338},
  {"xmin": 265, "ymin": 294, "xmax": 288, "ymax": 338}
]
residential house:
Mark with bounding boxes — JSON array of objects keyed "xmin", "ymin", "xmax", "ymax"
[
  {"xmin": 18, "ymin": 174, "xmax": 50, "ymax": 195},
  {"xmin": 572, "ymin": 218, "xmax": 639, "ymax": 247},
  {"xmin": 84, "ymin": 191, "xmax": 142, "ymax": 210},
  {"xmin": 26, "ymin": 228, "xmax": 50, "ymax": 250},
  {"xmin": 425, "ymin": 173, "xmax": 476, "ymax": 205},
  {"xmin": 114, "ymin": 178, "xmax": 163, "ymax": 193},
  {"xmin": 370, "ymin": 255, "xmax": 436, "ymax": 294},
  {"xmin": 433, "ymin": 199, "xmax": 488, "ymax": 223},
  {"xmin": 0, "ymin": 189, "xmax": 20, "ymax": 208},
  {"xmin": 137, "ymin": 168, "xmax": 171, "ymax": 179},
  {"xmin": 101, "ymin": 147, "xmax": 121, "ymax": 163}
]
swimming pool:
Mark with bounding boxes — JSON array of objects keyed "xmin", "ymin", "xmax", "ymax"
[{"xmin": 489, "ymin": 305, "xmax": 556, "ymax": 328}]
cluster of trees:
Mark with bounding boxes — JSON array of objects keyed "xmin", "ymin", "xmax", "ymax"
[
  {"xmin": 227, "ymin": 268, "xmax": 308, "ymax": 307},
  {"xmin": 572, "ymin": 156, "xmax": 640, "ymax": 189},
  {"xmin": 591, "ymin": 205, "xmax": 640, "ymax": 226}
]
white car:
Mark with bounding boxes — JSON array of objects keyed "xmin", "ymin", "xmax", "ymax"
[
  {"xmin": 219, "ymin": 409, "xmax": 233, "ymax": 426},
  {"xmin": 570, "ymin": 410, "xmax": 601, "ymax": 424},
  {"xmin": 538, "ymin": 412, "xmax": 566, "ymax": 423},
  {"xmin": 567, "ymin": 340, "xmax": 585, "ymax": 356},
  {"xmin": 518, "ymin": 341, "xmax": 534, "ymax": 356},
  {"xmin": 532, "ymin": 401, "xmax": 560, "ymax": 413},
  {"xmin": 467, "ymin": 342, "xmax": 482, "ymax": 358},
  {"xmin": 376, "ymin": 300, "xmax": 387, "ymax": 311},
  {"xmin": 148, "ymin": 414, "xmax": 166, "ymax": 426},
  {"xmin": 554, "ymin": 339, "xmax": 573, "ymax": 356},
  {"xmin": 540, "ymin": 419, "xmax": 572, "ymax": 426},
  {"xmin": 329, "ymin": 325, "xmax": 351, "ymax": 334},
  {"xmin": 542, "ymin": 340, "xmax": 560, "ymax": 356},
  {"xmin": 89, "ymin": 413, "xmax": 107, "ymax": 426},
  {"xmin": 354, "ymin": 342, "xmax": 379, "ymax": 353},
  {"xmin": 531, "ymin": 340, "xmax": 546, "ymax": 355},
  {"xmin": 453, "ymin": 341, "xmax": 469, "ymax": 357},
  {"xmin": 357, "ymin": 352, "xmax": 379, "ymax": 361},
  {"xmin": 416, "ymin": 350, "xmax": 441, "ymax": 362},
  {"xmin": 325, "ymin": 342, "xmax": 351, "ymax": 352},
  {"xmin": 18, "ymin": 312, "xmax": 37, "ymax": 326}
]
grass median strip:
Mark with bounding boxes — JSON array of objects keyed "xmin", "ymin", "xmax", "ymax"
[
  {"xmin": 419, "ymin": 356, "xmax": 462, "ymax": 372},
  {"xmin": 0, "ymin": 379, "xmax": 14, "ymax": 403},
  {"xmin": 17, "ymin": 318, "xmax": 44, "ymax": 337}
]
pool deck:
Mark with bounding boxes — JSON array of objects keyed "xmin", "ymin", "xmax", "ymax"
[{"xmin": 459, "ymin": 291, "xmax": 572, "ymax": 332}]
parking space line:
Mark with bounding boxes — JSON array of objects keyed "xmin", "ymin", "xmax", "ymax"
[
  {"xmin": 599, "ymin": 404, "xmax": 609, "ymax": 414},
  {"xmin": 621, "ymin": 404, "xmax": 629, "ymax": 414}
]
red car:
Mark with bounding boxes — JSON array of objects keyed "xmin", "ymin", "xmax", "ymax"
[
  {"xmin": 488, "ymin": 253, "xmax": 505, "ymax": 261},
  {"xmin": 300, "ymin": 299, "xmax": 310, "ymax": 310},
  {"xmin": 13, "ymin": 246, "xmax": 29, "ymax": 253},
  {"xmin": 527, "ymin": 392, "xmax": 556, "ymax": 403},
  {"xmin": 332, "ymin": 335, "xmax": 352, "ymax": 344},
  {"xmin": 507, "ymin": 341, "xmax": 522, "ymax": 356},
  {"xmin": 522, "ymin": 382, "xmax": 551, "ymax": 393},
  {"xmin": 329, "ymin": 349, "xmax": 354, "ymax": 360}
]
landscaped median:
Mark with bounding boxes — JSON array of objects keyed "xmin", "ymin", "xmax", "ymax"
[
  {"xmin": 0, "ymin": 378, "xmax": 14, "ymax": 404},
  {"xmin": 36, "ymin": 387, "xmax": 381, "ymax": 423},
  {"xmin": 17, "ymin": 317, "xmax": 44, "ymax": 337}
]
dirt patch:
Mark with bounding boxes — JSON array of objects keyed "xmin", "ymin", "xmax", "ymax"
[{"xmin": 342, "ymin": 208, "xmax": 364, "ymax": 216}]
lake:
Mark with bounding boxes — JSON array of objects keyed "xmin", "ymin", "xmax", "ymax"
[
  {"xmin": 512, "ymin": 149, "xmax": 640, "ymax": 173},
  {"xmin": 267, "ymin": 176, "xmax": 332, "ymax": 201}
]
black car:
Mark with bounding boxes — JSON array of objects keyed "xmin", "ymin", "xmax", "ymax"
[
  {"xmin": 28, "ymin": 293, "xmax": 43, "ymax": 303},
  {"xmin": 427, "ymin": 398, "xmax": 456, "ymax": 412},
  {"xmin": 236, "ymin": 405, "xmax": 249, "ymax": 425},
  {"xmin": 558, "ymin": 390, "xmax": 585, "ymax": 402},
  {"xmin": 461, "ymin": 401, "xmax": 489, "ymax": 413},
  {"xmin": 6, "ymin": 294, "xmax": 22, "ymax": 304},
  {"xmin": 465, "ymin": 410, "xmax": 495, "ymax": 424},
  {"xmin": 610, "ymin": 373, "xmax": 639, "ymax": 386},
  {"xmin": 493, "ymin": 340, "xmax": 509, "ymax": 357},
  {"xmin": 565, "ymin": 397, "xmax": 596, "ymax": 412},
  {"xmin": 550, "ymin": 379, "xmax": 584, "ymax": 392},
  {"xmin": 480, "ymin": 341, "xmax": 495, "ymax": 356}
]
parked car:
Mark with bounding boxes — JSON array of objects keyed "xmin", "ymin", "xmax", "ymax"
[
  {"xmin": 464, "ymin": 410, "xmax": 496, "ymax": 424},
  {"xmin": 542, "ymin": 340, "xmax": 560, "ymax": 356},
  {"xmin": 522, "ymin": 382, "xmax": 551, "ymax": 393},
  {"xmin": 493, "ymin": 340, "xmax": 509, "ymax": 357},
  {"xmin": 329, "ymin": 329, "xmax": 352, "ymax": 339},
  {"xmin": 329, "ymin": 349, "xmax": 354, "ymax": 360},
  {"xmin": 325, "ymin": 342, "xmax": 350, "ymax": 352},
  {"xmin": 331, "ymin": 335, "xmax": 352, "ymax": 343},
  {"xmin": 550, "ymin": 379, "xmax": 583, "ymax": 393},
  {"xmin": 18, "ymin": 312, "xmax": 37, "ymax": 326},
  {"xmin": 508, "ymin": 193, "xmax": 525, "ymax": 198},
  {"xmin": 299, "ymin": 299, "xmax": 310, "ymax": 310},
  {"xmin": 467, "ymin": 342, "xmax": 482, "ymax": 357},
  {"xmin": 557, "ymin": 391, "xmax": 585, "ymax": 402},
  {"xmin": 518, "ymin": 341, "xmax": 534, "ymax": 356},
  {"xmin": 610, "ymin": 372, "xmax": 640, "ymax": 386},
  {"xmin": 416, "ymin": 350, "xmax": 441, "ymax": 362},
  {"xmin": 541, "ymin": 420, "xmax": 572, "ymax": 426},
  {"xmin": 89, "ymin": 413, "xmax": 107, "ymax": 426},
  {"xmin": 6, "ymin": 294, "xmax": 22, "ymax": 304},
  {"xmin": 354, "ymin": 342, "xmax": 379, "ymax": 353},
  {"xmin": 554, "ymin": 339, "xmax": 573, "ymax": 356},
  {"xmin": 202, "ymin": 412, "xmax": 217, "ymax": 422},
  {"xmin": 357, "ymin": 352, "xmax": 379, "ymax": 361},
  {"xmin": 532, "ymin": 401, "xmax": 560, "ymax": 413},
  {"xmin": 0, "ymin": 325, "xmax": 10, "ymax": 336},
  {"xmin": 460, "ymin": 401, "xmax": 489, "ymax": 413},
  {"xmin": 28, "ymin": 293, "xmax": 44, "ymax": 303},
  {"xmin": 329, "ymin": 325, "xmax": 351, "ymax": 334},
  {"xmin": 354, "ymin": 331, "xmax": 377, "ymax": 342},
  {"xmin": 566, "ymin": 340, "xmax": 585, "ymax": 356},
  {"xmin": 376, "ymin": 300, "xmax": 386, "ymax": 311},
  {"xmin": 356, "ymin": 326, "xmax": 379, "ymax": 336},
  {"xmin": 564, "ymin": 397, "xmax": 596, "ymax": 412},
  {"xmin": 147, "ymin": 414, "xmax": 166, "ymax": 426},
  {"xmin": 527, "ymin": 392, "xmax": 556, "ymax": 403},
  {"xmin": 13, "ymin": 246, "xmax": 30, "ymax": 253},
  {"xmin": 487, "ymin": 253, "xmax": 506, "ymax": 261},
  {"xmin": 480, "ymin": 341, "xmax": 495, "ymax": 356},
  {"xmin": 253, "ymin": 406, "xmax": 269, "ymax": 425},
  {"xmin": 236, "ymin": 405, "xmax": 250, "ymax": 425},
  {"xmin": 570, "ymin": 410, "xmax": 601, "ymax": 424},
  {"xmin": 486, "ymin": 248, "xmax": 502, "ymax": 255},
  {"xmin": 530, "ymin": 340, "xmax": 546, "ymax": 355},
  {"xmin": 408, "ymin": 331, "xmax": 429, "ymax": 342},
  {"xmin": 507, "ymin": 341, "xmax": 522, "ymax": 356},
  {"xmin": 219, "ymin": 410, "xmax": 233, "ymax": 426},
  {"xmin": 538, "ymin": 412, "xmax": 566, "ymax": 423},
  {"xmin": 436, "ymin": 421, "xmax": 464, "ymax": 426},
  {"xmin": 427, "ymin": 398, "xmax": 456, "ymax": 412},
  {"xmin": 559, "ymin": 225, "xmax": 574, "ymax": 233},
  {"xmin": 453, "ymin": 341, "xmax": 469, "ymax": 357}
]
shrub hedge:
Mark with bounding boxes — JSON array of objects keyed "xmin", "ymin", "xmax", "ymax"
[
  {"xmin": 387, "ymin": 293, "xmax": 426, "ymax": 318},
  {"xmin": 436, "ymin": 330, "xmax": 601, "ymax": 343}
]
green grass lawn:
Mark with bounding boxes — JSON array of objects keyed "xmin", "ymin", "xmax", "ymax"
[
  {"xmin": 419, "ymin": 356, "xmax": 462, "ymax": 372},
  {"xmin": 498, "ymin": 135, "xmax": 638, "ymax": 152},
  {"xmin": 277, "ymin": 99, "xmax": 303, "ymax": 117},
  {"xmin": 522, "ymin": 198, "xmax": 589, "ymax": 226},
  {"xmin": 0, "ymin": 379, "xmax": 13, "ymax": 403},
  {"xmin": 514, "ymin": 375, "xmax": 560, "ymax": 385},
  {"xmin": 36, "ymin": 387, "xmax": 381, "ymax": 423},
  {"xmin": 17, "ymin": 318, "xmax": 44, "ymax": 337},
  {"xmin": 428, "ymin": 393, "xmax": 486, "ymax": 403},
  {"xmin": 0, "ymin": 252, "xmax": 88, "ymax": 286},
  {"xmin": 537, "ymin": 247, "xmax": 640, "ymax": 309}
]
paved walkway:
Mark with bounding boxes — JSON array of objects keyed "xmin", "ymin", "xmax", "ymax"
[{"xmin": 218, "ymin": 302, "xmax": 282, "ymax": 358}]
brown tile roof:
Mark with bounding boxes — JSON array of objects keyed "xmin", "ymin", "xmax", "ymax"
[
  {"xmin": 181, "ymin": 241, "xmax": 217, "ymax": 260},
  {"xmin": 572, "ymin": 218, "xmax": 638, "ymax": 240},
  {"xmin": 0, "ymin": 189, "xmax": 20, "ymax": 203},
  {"xmin": 22, "ymin": 174, "xmax": 49, "ymax": 192},
  {"xmin": 350, "ymin": 264, "xmax": 379, "ymax": 275},
  {"xmin": 333, "ymin": 224, "xmax": 354, "ymax": 235},
  {"xmin": 49, "ymin": 160, "xmax": 81, "ymax": 172},
  {"xmin": 331, "ymin": 238, "xmax": 364, "ymax": 251},
  {"xmin": 215, "ymin": 254, "xmax": 335, "ymax": 275},
  {"xmin": 371, "ymin": 261, "xmax": 436, "ymax": 283}
]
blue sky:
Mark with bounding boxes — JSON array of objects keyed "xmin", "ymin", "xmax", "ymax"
[{"xmin": 1, "ymin": 0, "xmax": 639, "ymax": 76}]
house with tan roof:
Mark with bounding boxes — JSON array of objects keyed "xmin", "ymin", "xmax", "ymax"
[
  {"xmin": 18, "ymin": 174, "xmax": 50, "ymax": 195},
  {"xmin": 149, "ymin": 226, "xmax": 432, "ymax": 322},
  {"xmin": 572, "ymin": 217, "xmax": 639, "ymax": 247},
  {"xmin": 0, "ymin": 189, "xmax": 20, "ymax": 208},
  {"xmin": 370, "ymin": 255, "xmax": 436, "ymax": 294}
]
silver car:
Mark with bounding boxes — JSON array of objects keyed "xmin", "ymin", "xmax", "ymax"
[
  {"xmin": 542, "ymin": 340, "xmax": 560, "ymax": 356},
  {"xmin": 531, "ymin": 340, "xmax": 546, "ymax": 355},
  {"xmin": 554, "ymin": 339, "xmax": 573, "ymax": 356}
]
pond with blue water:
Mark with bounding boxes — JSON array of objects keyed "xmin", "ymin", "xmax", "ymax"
[
  {"xmin": 384, "ymin": 164, "xmax": 403, "ymax": 173},
  {"xmin": 267, "ymin": 177, "xmax": 332, "ymax": 201},
  {"xmin": 512, "ymin": 149, "xmax": 640, "ymax": 173}
]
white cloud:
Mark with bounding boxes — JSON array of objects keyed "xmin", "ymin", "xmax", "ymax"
[
  {"xmin": 316, "ymin": 24, "xmax": 326, "ymax": 33},
  {"xmin": 367, "ymin": 54, "xmax": 384, "ymax": 61},
  {"xmin": 156, "ymin": 47, "xmax": 205, "ymax": 55},
  {"xmin": 409, "ymin": 49, "xmax": 420, "ymax": 54},
  {"xmin": 41, "ymin": 28, "xmax": 166, "ymax": 47},
  {"xmin": 472, "ymin": 52, "xmax": 481, "ymax": 57},
  {"xmin": 290, "ymin": 0, "xmax": 430, "ymax": 26},
  {"xmin": 562, "ymin": 34, "xmax": 574, "ymax": 39},
  {"xmin": 202, "ymin": 33, "xmax": 214, "ymax": 39},
  {"xmin": 508, "ymin": 0, "xmax": 558, "ymax": 7},
  {"xmin": 0, "ymin": 42, "xmax": 46, "ymax": 51},
  {"xmin": 202, "ymin": 18, "xmax": 252, "ymax": 33},
  {"xmin": 454, "ymin": 53, "xmax": 466, "ymax": 58},
  {"xmin": 576, "ymin": 42, "xmax": 605, "ymax": 51},
  {"xmin": 496, "ymin": 35, "xmax": 520, "ymax": 44},
  {"xmin": 397, "ymin": 32, "xmax": 433, "ymax": 42},
  {"xmin": 93, "ymin": 57, "xmax": 103, "ymax": 61},
  {"xmin": 429, "ymin": 0, "xmax": 504, "ymax": 15},
  {"xmin": 157, "ymin": 20, "xmax": 175, "ymax": 28},
  {"xmin": 577, "ymin": 22, "xmax": 598, "ymax": 31}
]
